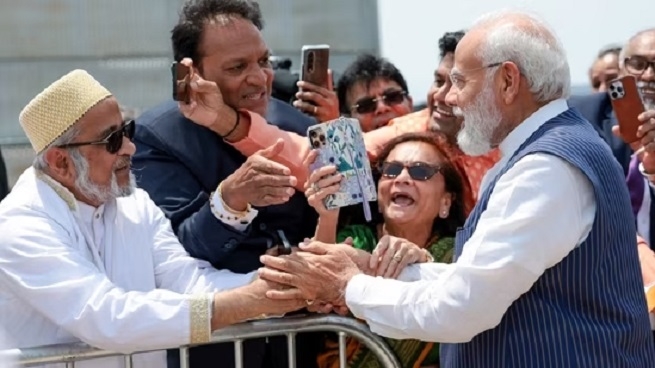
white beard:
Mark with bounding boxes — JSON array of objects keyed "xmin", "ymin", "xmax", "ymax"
[
  {"xmin": 70, "ymin": 149, "xmax": 136, "ymax": 204},
  {"xmin": 455, "ymin": 81, "xmax": 503, "ymax": 156},
  {"xmin": 637, "ymin": 80, "xmax": 655, "ymax": 111}
]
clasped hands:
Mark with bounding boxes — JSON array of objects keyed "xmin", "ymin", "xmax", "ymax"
[{"xmin": 257, "ymin": 236, "xmax": 430, "ymax": 315}]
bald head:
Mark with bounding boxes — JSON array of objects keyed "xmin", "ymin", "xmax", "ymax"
[
  {"xmin": 619, "ymin": 28, "xmax": 655, "ymax": 68},
  {"xmin": 464, "ymin": 10, "xmax": 570, "ymax": 102}
]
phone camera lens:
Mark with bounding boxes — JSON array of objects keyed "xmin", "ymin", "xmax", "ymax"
[
  {"xmin": 611, "ymin": 92, "xmax": 618, "ymax": 99},
  {"xmin": 617, "ymin": 87, "xmax": 624, "ymax": 93}
]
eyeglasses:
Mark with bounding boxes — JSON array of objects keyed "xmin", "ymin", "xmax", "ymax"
[
  {"xmin": 449, "ymin": 62, "xmax": 502, "ymax": 90},
  {"xmin": 380, "ymin": 161, "xmax": 441, "ymax": 181},
  {"xmin": 351, "ymin": 90, "xmax": 407, "ymax": 114},
  {"xmin": 624, "ymin": 56, "xmax": 655, "ymax": 76},
  {"xmin": 57, "ymin": 120, "xmax": 135, "ymax": 154}
]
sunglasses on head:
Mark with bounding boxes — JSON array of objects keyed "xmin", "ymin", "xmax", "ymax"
[
  {"xmin": 57, "ymin": 120, "xmax": 135, "ymax": 154},
  {"xmin": 351, "ymin": 90, "xmax": 407, "ymax": 115},
  {"xmin": 380, "ymin": 161, "xmax": 440, "ymax": 181}
]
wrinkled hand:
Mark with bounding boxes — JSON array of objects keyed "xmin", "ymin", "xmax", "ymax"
[
  {"xmin": 221, "ymin": 139, "xmax": 297, "ymax": 210},
  {"xmin": 303, "ymin": 150, "xmax": 342, "ymax": 218},
  {"xmin": 247, "ymin": 277, "xmax": 306, "ymax": 316},
  {"xmin": 265, "ymin": 245, "xmax": 298, "ymax": 257},
  {"xmin": 370, "ymin": 235, "xmax": 427, "ymax": 279},
  {"xmin": 258, "ymin": 240, "xmax": 361, "ymax": 306},
  {"xmin": 307, "ymin": 301, "xmax": 350, "ymax": 316},
  {"xmin": 176, "ymin": 58, "xmax": 238, "ymax": 136},
  {"xmin": 293, "ymin": 70, "xmax": 340, "ymax": 122}
]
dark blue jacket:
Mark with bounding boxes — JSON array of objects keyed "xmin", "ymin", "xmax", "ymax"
[{"xmin": 132, "ymin": 98, "xmax": 318, "ymax": 273}]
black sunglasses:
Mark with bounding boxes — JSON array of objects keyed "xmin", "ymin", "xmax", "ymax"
[
  {"xmin": 58, "ymin": 120, "xmax": 135, "ymax": 154},
  {"xmin": 351, "ymin": 90, "xmax": 407, "ymax": 115},
  {"xmin": 380, "ymin": 161, "xmax": 440, "ymax": 181}
]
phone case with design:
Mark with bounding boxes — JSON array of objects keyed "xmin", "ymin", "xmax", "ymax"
[{"xmin": 307, "ymin": 118, "xmax": 376, "ymax": 219}]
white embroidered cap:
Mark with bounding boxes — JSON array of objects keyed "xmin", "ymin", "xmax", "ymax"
[{"xmin": 19, "ymin": 69, "xmax": 112, "ymax": 153}]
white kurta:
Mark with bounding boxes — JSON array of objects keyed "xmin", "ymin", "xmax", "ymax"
[{"xmin": 0, "ymin": 168, "xmax": 255, "ymax": 368}]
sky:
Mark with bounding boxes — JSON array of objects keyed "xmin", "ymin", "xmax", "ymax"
[{"xmin": 377, "ymin": 0, "xmax": 655, "ymax": 104}]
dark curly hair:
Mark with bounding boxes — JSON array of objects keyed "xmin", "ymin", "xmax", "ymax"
[
  {"xmin": 376, "ymin": 132, "xmax": 466, "ymax": 239},
  {"xmin": 438, "ymin": 30, "xmax": 466, "ymax": 59},
  {"xmin": 336, "ymin": 53, "xmax": 409, "ymax": 115},
  {"xmin": 171, "ymin": 0, "xmax": 264, "ymax": 63}
]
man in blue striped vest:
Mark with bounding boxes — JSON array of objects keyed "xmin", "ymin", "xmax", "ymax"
[{"xmin": 257, "ymin": 9, "xmax": 655, "ymax": 368}]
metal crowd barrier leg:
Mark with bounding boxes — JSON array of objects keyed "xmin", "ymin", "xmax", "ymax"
[
  {"xmin": 65, "ymin": 362, "xmax": 74, "ymax": 368},
  {"xmin": 338, "ymin": 332, "xmax": 347, "ymax": 368},
  {"xmin": 179, "ymin": 346, "xmax": 190, "ymax": 368},
  {"xmin": 286, "ymin": 332, "xmax": 296, "ymax": 368},
  {"xmin": 234, "ymin": 339, "xmax": 244, "ymax": 368}
]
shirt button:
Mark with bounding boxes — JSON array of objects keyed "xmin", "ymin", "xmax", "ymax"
[
  {"xmin": 225, "ymin": 238, "xmax": 237, "ymax": 249},
  {"xmin": 95, "ymin": 214, "xmax": 100, "ymax": 219},
  {"xmin": 259, "ymin": 223, "xmax": 267, "ymax": 231}
]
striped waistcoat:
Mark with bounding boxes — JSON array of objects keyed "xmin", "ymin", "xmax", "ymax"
[{"xmin": 440, "ymin": 108, "xmax": 655, "ymax": 367}]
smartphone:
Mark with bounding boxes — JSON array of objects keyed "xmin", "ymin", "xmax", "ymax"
[
  {"xmin": 171, "ymin": 62, "xmax": 191, "ymax": 104},
  {"xmin": 307, "ymin": 117, "xmax": 377, "ymax": 221},
  {"xmin": 300, "ymin": 44, "xmax": 330, "ymax": 89},
  {"xmin": 608, "ymin": 75, "xmax": 646, "ymax": 143}
]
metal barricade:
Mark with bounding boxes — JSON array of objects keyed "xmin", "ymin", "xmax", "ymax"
[{"xmin": 13, "ymin": 314, "xmax": 402, "ymax": 368}]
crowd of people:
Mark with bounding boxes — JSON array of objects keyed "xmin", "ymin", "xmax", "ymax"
[{"xmin": 2, "ymin": 0, "xmax": 655, "ymax": 367}]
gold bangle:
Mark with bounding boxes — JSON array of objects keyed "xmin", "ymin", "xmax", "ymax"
[{"xmin": 217, "ymin": 182, "xmax": 250, "ymax": 216}]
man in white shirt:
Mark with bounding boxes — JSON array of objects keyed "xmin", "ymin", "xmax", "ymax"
[
  {"xmin": 257, "ymin": 10, "xmax": 655, "ymax": 367},
  {"xmin": 0, "ymin": 69, "xmax": 304, "ymax": 368}
]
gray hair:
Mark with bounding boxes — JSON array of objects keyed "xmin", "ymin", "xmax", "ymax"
[
  {"xmin": 473, "ymin": 10, "xmax": 571, "ymax": 102},
  {"xmin": 32, "ymin": 125, "xmax": 81, "ymax": 171}
]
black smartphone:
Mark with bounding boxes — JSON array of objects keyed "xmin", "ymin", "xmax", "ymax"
[{"xmin": 171, "ymin": 62, "xmax": 191, "ymax": 104}]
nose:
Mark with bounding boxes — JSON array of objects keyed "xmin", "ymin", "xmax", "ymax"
[
  {"xmin": 374, "ymin": 97, "xmax": 392, "ymax": 115},
  {"xmin": 445, "ymin": 85, "xmax": 458, "ymax": 107},
  {"xmin": 393, "ymin": 166, "xmax": 412, "ymax": 183},
  {"xmin": 119, "ymin": 135, "xmax": 136, "ymax": 157},
  {"xmin": 642, "ymin": 64, "xmax": 655, "ymax": 81},
  {"xmin": 434, "ymin": 81, "xmax": 451, "ymax": 105},
  {"xmin": 245, "ymin": 65, "xmax": 268, "ymax": 87}
]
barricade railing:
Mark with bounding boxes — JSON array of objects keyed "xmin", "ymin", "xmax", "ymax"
[{"xmin": 11, "ymin": 314, "xmax": 402, "ymax": 367}]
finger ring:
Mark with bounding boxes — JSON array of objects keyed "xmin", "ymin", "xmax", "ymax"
[
  {"xmin": 392, "ymin": 253, "xmax": 402, "ymax": 262},
  {"xmin": 312, "ymin": 183, "xmax": 319, "ymax": 192},
  {"xmin": 306, "ymin": 299, "xmax": 315, "ymax": 306},
  {"xmin": 313, "ymin": 105, "xmax": 318, "ymax": 114}
]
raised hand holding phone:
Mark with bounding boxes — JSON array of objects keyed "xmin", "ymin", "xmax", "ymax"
[{"xmin": 173, "ymin": 58, "xmax": 238, "ymax": 138}]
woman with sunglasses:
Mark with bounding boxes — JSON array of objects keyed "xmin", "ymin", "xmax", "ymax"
[{"xmin": 305, "ymin": 132, "xmax": 466, "ymax": 368}]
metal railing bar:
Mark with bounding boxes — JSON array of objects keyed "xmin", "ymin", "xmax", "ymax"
[
  {"xmin": 13, "ymin": 315, "xmax": 401, "ymax": 368},
  {"xmin": 233, "ymin": 339, "xmax": 243, "ymax": 368},
  {"xmin": 338, "ymin": 331, "xmax": 347, "ymax": 368},
  {"xmin": 286, "ymin": 332, "xmax": 296, "ymax": 368}
]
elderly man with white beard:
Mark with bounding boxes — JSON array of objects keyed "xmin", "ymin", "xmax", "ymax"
[
  {"xmin": 257, "ymin": 10, "xmax": 655, "ymax": 368},
  {"xmin": 0, "ymin": 70, "xmax": 305, "ymax": 368}
]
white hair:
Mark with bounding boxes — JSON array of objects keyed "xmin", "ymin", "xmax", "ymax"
[
  {"xmin": 32, "ymin": 125, "xmax": 81, "ymax": 171},
  {"xmin": 473, "ymin": 10, "xmax": 571, "ymax": 102}
]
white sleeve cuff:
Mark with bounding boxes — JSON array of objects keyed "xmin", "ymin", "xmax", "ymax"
[
  {"xmin": 344, "ymin": 273, "xmax": 373, "ymax": 319},
  {"xmin": 210, "ymin": 190, "xmax": 258, "ymax": 232}
]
